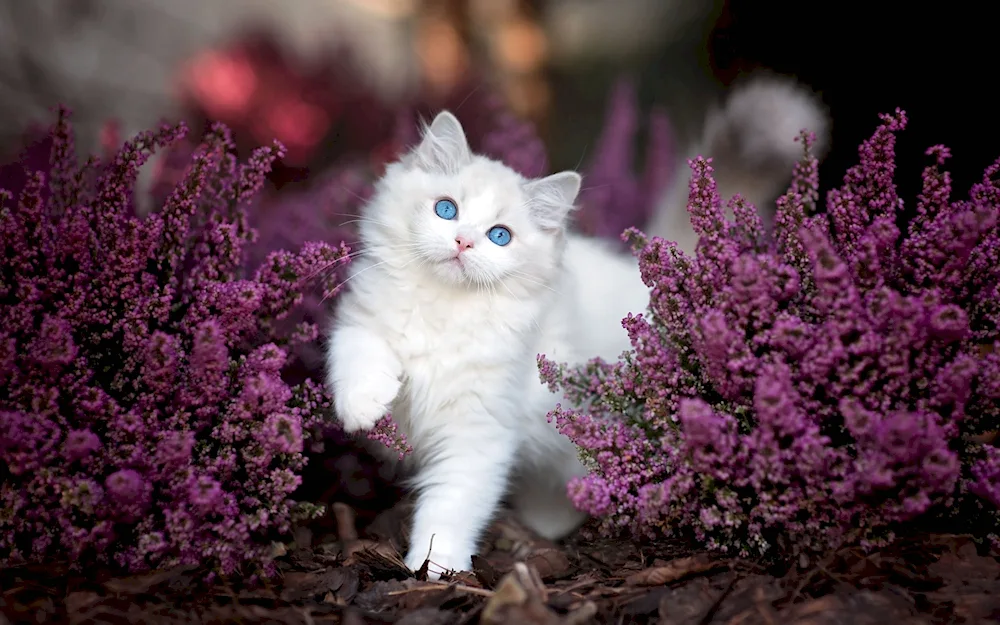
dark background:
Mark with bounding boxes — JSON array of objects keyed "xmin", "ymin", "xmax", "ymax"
[{"xmin": 710, "ymin": 0, "xmax": 996, "ymax": 202}]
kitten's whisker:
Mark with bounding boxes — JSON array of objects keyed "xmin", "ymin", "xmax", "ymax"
[
  {"xmin": 326, "ymin": 212, "xmax": 368, "ymax": 219},
  {"xmin": 509, "ymin": 270, "xmax": 560, "ymax": 294},
  {"xmin": 303, "ymin": 245, "xmax": 421, "ymax": 282},
  {"xmin": 337, "ymin": 219, "xmax": 374, "ymax": 229},
  {"xmin": 341, "ymin": 188, "xmax": 370, "ymax": 203},
  {"xmin": 302, "ymin": 257, "xmax": 352, "ymax": 282},
  {"xmin": 573, "ymin": 145, "xmax": 590, "ymax": 172},
  {"xmin": 578, "ymin": 183, "xmax": 614, "ymax": 193},
  {"xmin": 453, "ymin": 83, "xmax": 483, "ymax": 114},
  {"xmin": 398, "ymin": 254, "xmax": 422, "ymax": 271},
  {"xmin": 498, "ymin": 276, "xmax": 542, "ymax": 332},
  {"xmin": 346, "ymin": 243, "xmax": 423, "ymax": 260},
  {"xmin": 335, "ymin": 216, "xmax": 402, "ymax": 230},
  {"xmin": 324, "ymin": 212, "xmax": 395, "ymax": 229},
  {"xmin": 321, "ymin": 258, "xmax": 394, "ymax": 301}
]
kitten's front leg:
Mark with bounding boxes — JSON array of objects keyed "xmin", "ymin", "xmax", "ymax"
[
  {"xmin": 327, "ymin": 324, "xmax": 402, "ymax": 432},
  {"xmin": 404, "ymin": 415, "xmax": 517, "ymax": 578}
]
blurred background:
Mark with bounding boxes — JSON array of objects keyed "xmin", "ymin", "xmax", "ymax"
[
  {"xmin": 1, "ymin": 0, "xmax": 996, "ymax": 203},
  {"xmin": 1, "ymin": 0, "xmax": 996, "ymax": 526}
]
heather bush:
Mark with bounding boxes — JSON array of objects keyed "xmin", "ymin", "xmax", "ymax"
[
  {"xmin": 540, "ymin": 110, "xmax": 1000, "ymax": 557},
  {"xmin": 573, "ymin": 79, "xmax": 674, "ymax": 242},
  {"xmin": 0, "ymin": 109, "xmax": 350, "ymax": 576}
]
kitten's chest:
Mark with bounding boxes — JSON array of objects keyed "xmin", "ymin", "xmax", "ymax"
[{"xmin": 377, "ymin": 289, "xmax": 529, "ymax": 370}]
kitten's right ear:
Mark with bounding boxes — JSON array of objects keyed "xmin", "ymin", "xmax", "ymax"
[
  {"xmin": 524, "ymin": 171, "xmax": 582, "ymax": 231},
  {"xmin": 405, "ymin": 111, "xmax": 472, "ymax": 174}
]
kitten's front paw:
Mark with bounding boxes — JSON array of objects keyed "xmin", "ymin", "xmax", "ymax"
[{"xmin": 334, "ymin": 374, "xmax": 401, "ymax": 433}]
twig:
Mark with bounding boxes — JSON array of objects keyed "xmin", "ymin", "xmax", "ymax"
[
  {"xmin": 697, "ymin": 570, "xmax": 740, "ymax": 625},
  {"xmin": 332, "ymin": 503, "xmax": 358, "ymax": 542},
  {"xmin": 552, "ymin": 577, "xmax": 603, "ymax": 596},
  {"xmin": 787, "ymin": 567, "xmax": 820, "ymax": 606},
  {"xmin": 296, "ymin": 605, "xmax": 316, "ymax": 625},
  {"xmin": 697, "ymin": 552, "xmax": 768, "ymax": 625},
  {"xmin": 387, "ymin": 580, "xmax": 495, "ymax": 598}
]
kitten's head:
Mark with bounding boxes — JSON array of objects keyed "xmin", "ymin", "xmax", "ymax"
[{"xmin": 360, "ymin": 111, "xmax": 581, "ymax": 290}]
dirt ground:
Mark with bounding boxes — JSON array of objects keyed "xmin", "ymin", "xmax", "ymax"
[{"xmin": 3, "ymin": 498, "xmax": 1000, "ymax": 625}]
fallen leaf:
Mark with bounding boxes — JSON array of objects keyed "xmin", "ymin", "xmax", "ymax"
[
  {"xmin": 473, "ymin": 554, "xmax": 500, "ymax": 588},
  {"xmin": 353, "ymin": 579, "xmax": 408, "ymax": 612},
  {"xmin": 564, "ymin": 601, "xmax": 599, "ymax": 625},
  {"xmin": 710, "ymin": 574, "xmax": 784, "ymax": 624},
  {"xmin": 623, "ymin": 586, "xmax": 674, "ymax": 617},
  {"xmin": 342, "ymin": 608, "xmax": 366, "ymax": 625},
  {"xmin": 444, "ymin": 570, "xmax": 483, "ymax": 588},
  {"xmin": 350, "ymin": 541, "xmax": 412, "ymax": 581},
  {"xmin": 491, "ymin": 517, "xmax": 540, "ymax": 559},
  {"xmin": 322, "ymin": 590, "xmax": 346, "ymax": 606},
  {"xmin": 103, "ymin": 565, "xmax": 198, "ymax": 595},
  {"xmin": 396, "ymin": 607, "xmax": 457, "ymax": 625},
  {"xmin": 776, "ymin": 590, "xmax": 929, "ymax": 625},
  {"xmin": 927, "ymin": 542, "xmax": 1000, "ymax": 584},
  {"xmin": 280, "ymin": 566, "xmax": 359, "ymax": 603},
  {"xmin": 482, "ymin": 562, "xmax": 556, "ymax": 625},
  {"xmin": 527, "ymin": 548, "xmax": 573, "ymax": 581},
  {"xmin": 626, "ymin": 554, "xmax": 718, "ymax": 587},
  {"xmin": 657, "ymin": 577, "xmax": 716, "ymax": 625},
  {"xmin": 63, "ymin": 591, "xmax": 101, "ymax": 614}
]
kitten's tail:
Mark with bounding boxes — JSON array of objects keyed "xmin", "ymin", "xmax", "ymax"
[{"xmin": 645, "ymin": 73, "xmax": 830, "ymax": 253}]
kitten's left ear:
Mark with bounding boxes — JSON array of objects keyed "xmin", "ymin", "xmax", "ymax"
[
  {"xmin": 524, "ymin": 171, "xmax": 582, "ymax": 231},
  {"xmin": 407, "ymin": 111, "xmax": 472, "ymax": 173}
]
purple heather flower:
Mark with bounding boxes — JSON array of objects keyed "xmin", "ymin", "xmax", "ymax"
[
  {"xmin": 365, "ymin": 414, "xmax": 413, "ymax": 460},
  {"xmin": 105, "ymin": 469, "xmax": 147, "ymax": 505},
  {"xmin": 261, "ymin": 412, "xmax": 305, "ymax": 455},
  {"xmin": 63, "ymin": 429, "xmax": 101, "ymax": 462},
  {"xmin": 155, "ymin": 430, "xmax": 195, "ymax": 467},
  {"xmin": 138, "ymin": 531, "xmax": 167, "ymax": 556},
  {"xmin": 188, "ymin": 475, "xmax": 224, "ymax": 511},
  {"xmin": 575, "ymin": 78, "xmax": 675, "ymax": 241},
  {"xmin": 0, "ymin": 108, "xmax": 346, "ymax": 575},
  {"xmin": 969, "ymin": 446, "xmax": 1000, "ymax": 508},
  {"xmin": 540, "ymin": 111, "xmax": 1000, "ymax": 556}
]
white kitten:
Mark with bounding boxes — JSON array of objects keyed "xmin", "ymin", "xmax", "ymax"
[{"xmin": 325, "ymin": 111, "xmax": 650, "ymax": 577}]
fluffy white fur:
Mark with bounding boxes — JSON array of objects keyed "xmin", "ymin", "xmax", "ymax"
[
  {"xmin": 647, "ymin": 73, "xmax": 830, "ymax": 253},
  {"xmin": 325, "ymin": 111, "xmax": 649, "ymax": 577}
]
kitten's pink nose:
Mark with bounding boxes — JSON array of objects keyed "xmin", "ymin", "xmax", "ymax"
[{"xmin": 455, "ymin": 235, "xmax": 474, "ymax": 252}]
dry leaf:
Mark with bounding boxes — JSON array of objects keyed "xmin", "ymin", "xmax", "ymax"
[
  {"xmin": 626, "ymin": 554, "xmax": 717, "ymax": 587},
  {"xmin": 527, "ymin": 548, "xmax": 573, "ymax": 581},
  {"xmin": 473, "ymin": 554, "xmax": 500, "ymax": 588},
  {"xmin": 103, "ymin": 564, "xmax": 198, "ymax": 594},
  {"xmin": 280, "ymin": 566, "xmax": 358, "ymax": 602},
  {"xmin": 482, "ymin": 562, "xmax": 554, "ymax": 625}
]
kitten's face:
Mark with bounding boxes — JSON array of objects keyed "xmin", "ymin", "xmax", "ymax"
[{"xmin": 361, "ymin": 112, "xmax": 581, "ymax": 290}]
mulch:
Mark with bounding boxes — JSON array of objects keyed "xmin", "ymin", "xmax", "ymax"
[{"xmin": 3, "ymin": 499, "xmax": 1000, "ymax": 625}]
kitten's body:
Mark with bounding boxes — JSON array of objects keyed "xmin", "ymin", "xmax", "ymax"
[{"xmin": 327, "ymin": 113, "xmax": 648, "ymax": 575}]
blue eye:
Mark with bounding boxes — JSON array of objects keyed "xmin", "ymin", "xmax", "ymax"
[
  {"xmin": 434, "ymin": 198, "xmax": 458, "ymax": 220},
  {"xmin": 487, "ymin": 225, "xmax": 512, "ymax": 246}
]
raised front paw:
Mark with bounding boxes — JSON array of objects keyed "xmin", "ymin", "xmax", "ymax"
[{"xmin": 334, "ymin": 373, "xmax": 401, "ymax": 433}]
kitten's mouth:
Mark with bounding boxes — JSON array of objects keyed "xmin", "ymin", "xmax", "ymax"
[{"xmin": 443, "ymin": 254, "xmax": 470, "ymax": 278}]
